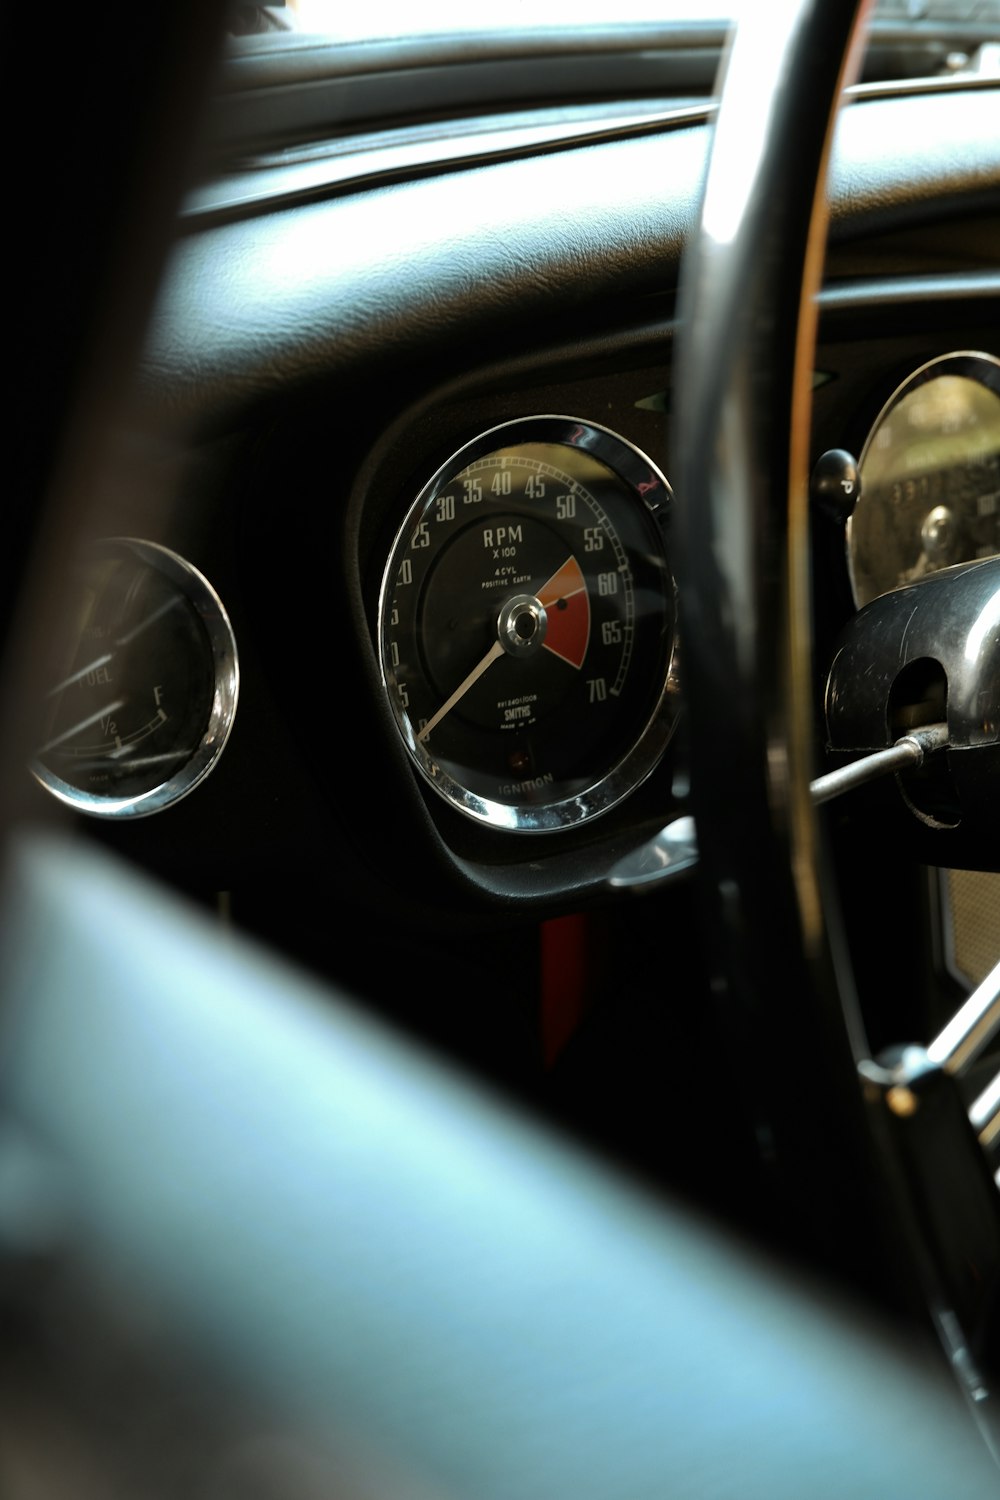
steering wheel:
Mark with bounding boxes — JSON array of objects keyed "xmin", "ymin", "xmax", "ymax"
[{"xmin": 673, "ymin": 0, "xmax": 999, "ymax": 1451}]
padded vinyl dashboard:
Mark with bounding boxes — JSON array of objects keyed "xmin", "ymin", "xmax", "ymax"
[
  {"xmin": 40, "ymin": 81, "xmax": 999, "ymax": 916},
  {"xmin": 141, "ymin": 86, "xmax": 1000, "ymax": 431}
]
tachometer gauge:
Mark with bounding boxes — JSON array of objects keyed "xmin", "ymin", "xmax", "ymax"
[
  {"xmin": 33, "ymin": 539, "xmax": 238, "ymax": 818},
  {"xmin": 377, "ymin": 416, "xmax": 679, "ymax": 832},
  {"xmin": 848, "ymin": 351, "xmax": 1000, "ymax": 607}
]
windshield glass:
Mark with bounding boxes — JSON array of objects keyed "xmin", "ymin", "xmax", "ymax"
[
  {"xmin": 280, "ymin": 1, "xmax": 740, "ymax": 42},
  {"xmin": 238, "ymin": 4, "xmax": 999, "ymax": 78}
]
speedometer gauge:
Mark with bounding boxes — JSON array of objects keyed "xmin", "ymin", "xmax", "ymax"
[
  {"xmin": 377, "ymin": 416, "xmax": 679, "ymax": 832},
  {"xmin": 848, "ymin": 351, "xmax": 1000, "ymax": 607}
]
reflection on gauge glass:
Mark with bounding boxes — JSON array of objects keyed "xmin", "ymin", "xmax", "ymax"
[
  {"xmin": 848, "ymin": 351, "xmax": 1000, "ymax": 607},
  {"xmin": 377, "ymin": 415, "xmax": 679, "ymax": 833},
  {"xmin": 33, "ymin": 538, "xmax": 239, "ymax": 818}
]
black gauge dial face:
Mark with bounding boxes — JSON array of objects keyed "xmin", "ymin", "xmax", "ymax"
[
  {"xmin": 33, "ymin": 539, "xmax": 239, "ymax": 818},
  {"xmin": 378, "ymin": 417, "xmax": 678, "ymax": 832},
  {"xmin": 849, "ymin": 352, "xmax": 1000, "ymax": 607}
]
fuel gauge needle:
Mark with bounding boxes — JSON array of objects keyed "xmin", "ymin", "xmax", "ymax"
[{"xmin": 416, "ymin": 640, "xmax": 504, "ymax": 744}]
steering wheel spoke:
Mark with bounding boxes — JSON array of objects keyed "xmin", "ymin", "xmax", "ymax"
[{"xmin": 859, "ymin": 963, "xmax": 1000, "ymax": 1454}]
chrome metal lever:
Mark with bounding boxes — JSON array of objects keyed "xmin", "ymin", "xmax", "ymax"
[
  {"xmin": 810, "ymin": 723, "xmax": 950, "ymax": 805},
  {"xmin": 609, "ymin": 724, "xmax": 951, "ymax": 893}
]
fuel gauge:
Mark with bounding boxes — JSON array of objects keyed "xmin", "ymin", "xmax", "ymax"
[{"xmin": 33, "ymin": 538, "xmax": 238, "ymax": 818}]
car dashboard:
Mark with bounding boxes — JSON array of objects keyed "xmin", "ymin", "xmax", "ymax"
[{"xmin": 21, "ymin": 83, "xmax": 991, "ymax": 899}]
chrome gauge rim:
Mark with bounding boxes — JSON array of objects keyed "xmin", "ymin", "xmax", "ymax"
[
  {"xmin": 377, "ymin": 415, "xmax": 680, "ymax": 832},
  {"xmin": 32, "ymin": 538, "xmax": 239, "ymax": 819},
  {"xmin": 848, "ymin": 350, "xmax": 1000, "ymax": 608}
]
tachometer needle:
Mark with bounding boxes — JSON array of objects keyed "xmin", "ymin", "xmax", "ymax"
[
  {"xmin": 416, "ymin": 555, "xmax": 585, "ymax": 744},
  {"xmin": 417, "ymin": 640, "xmax": 504, "ymax": 743}
]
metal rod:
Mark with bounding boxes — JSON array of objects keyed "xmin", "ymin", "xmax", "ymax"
[
  {"xmin": 810, "ymin": 723, "xmax": 950, "ymax": 806},
  {"xmin": 970, "ymin": 1069, "xmax": 1000, "ymax": 1155},
  {"xmin": 927, "ymin": 957, "xmax": 1000, "ymax": 1079},
  {"xmin": 608, "ymin": 724, "xmax": 952, "ymax": 895}
]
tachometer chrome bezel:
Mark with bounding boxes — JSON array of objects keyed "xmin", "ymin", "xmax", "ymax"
[{"xmin": 377, "ymin": 415, "xmax": 680, "ymax": 834}]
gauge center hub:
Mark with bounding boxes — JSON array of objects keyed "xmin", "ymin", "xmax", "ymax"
[
  {"xmin": 497, "ymin": 593, "xmax": 548, "ymax": 659},
  {"xmin": 921, "ymin": 504, "xmax": 955, "ymax": 564}
]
